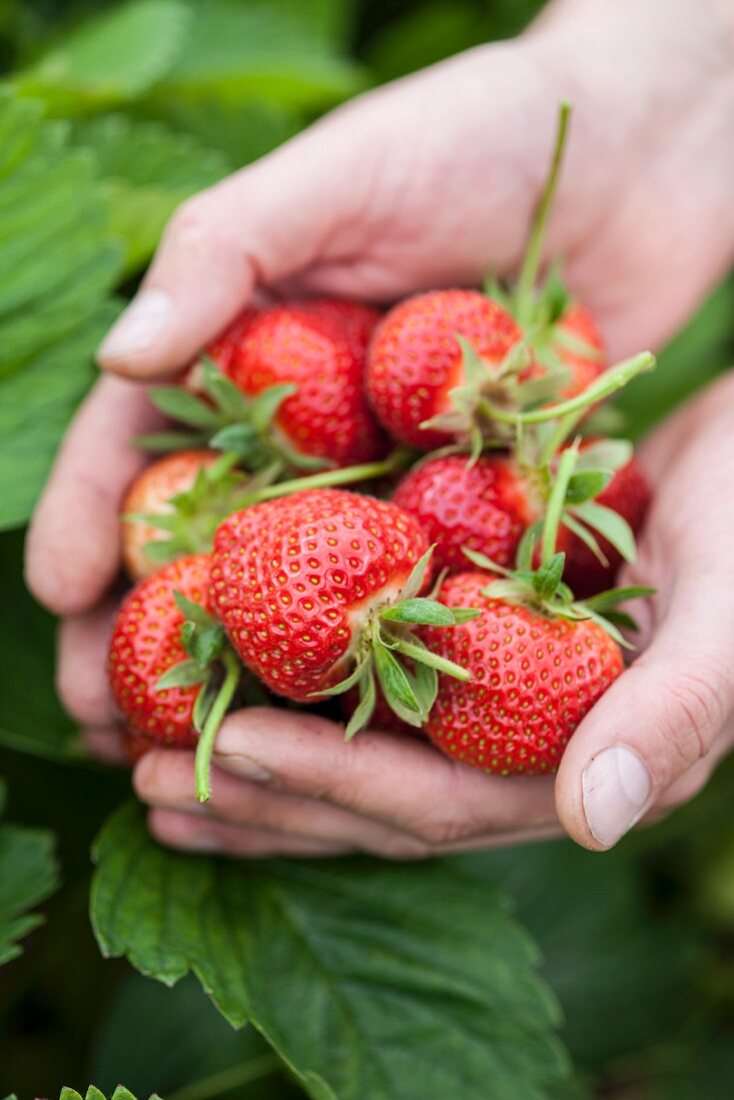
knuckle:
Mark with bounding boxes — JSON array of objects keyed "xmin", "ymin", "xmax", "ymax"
[
  {"xmin": 412, "ymin": 810, "xmax": 473, "ymax": 848},
  {"xmin": 659, "ymin": 660, "xmax": 730, "ymax": 770},
  {"xmin": 165, "ymin": 193, "xmax": 221, "ymax": 251}
]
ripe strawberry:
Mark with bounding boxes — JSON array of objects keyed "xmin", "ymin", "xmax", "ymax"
[
  {"xmin": 225, "ymin": 305, "xmax": 387, "ymax": 467},
  {"xmin": 121, "ymin": 727, "xmax": 156, "ymax": 764},
  {"xmin": 122, "ymin": 450, "xmax": 221, "ymax": 580},
  {"xmin": 554, "ymin": 303, "xmax": 606, "ymax": 399},
  {"xmin": 206, "ymin": 306, "xmax": 262, "ymax": 375},
  {"xmin": 560, "ymin": 452, "xmax": 650, "ymax": 597},
  {"xmin": 421, "ymin": 568, "xmax": 624, "ymax": 775},
  {"xmin": 296, "ymin": 298, "xmax": 381, "ymax": 353},
  {"xmin": 210, "ymin": 488, "xmax": 476, "ymax": 734},
  {"xmin": 392, "ymin": 454, "xmax": 535, "ymax": 574},
  {"xmin": 366, "ymin": 289, "xmax": 523, "ymax": 450},
  {"xmin": 109, "ymin": 555, "xmax": 214, "ymax": 746}
]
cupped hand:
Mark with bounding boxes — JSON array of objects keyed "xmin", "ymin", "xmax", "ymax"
[{"xmin": 25, "ymin": 0, "xmax": 734, "ymax": 855}]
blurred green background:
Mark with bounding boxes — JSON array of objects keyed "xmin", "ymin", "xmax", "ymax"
[{"xmin": 1, "ymin": 1, "xmax": 733, "ymax": 1097}]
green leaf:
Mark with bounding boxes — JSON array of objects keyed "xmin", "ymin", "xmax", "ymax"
[
  {"xmin": 134, "ymin": 429, "xmax": 208, "ymax": 452},
  {"xmin": 373, "ymin": 638, "xmax": 421, "ymax": 716},
  {"xmin": 58, "ymin": 1090, "xmax": 156, "ymax": 1100},
  {"xmin": 344, "ymin": 667, "xmax": 376, "ymax": 740},
  {"xmin": 571, "ymin": 501, "xmax": 637, "ymax": 563},
  {"xmin": 0, "ymin": 531, "xmax": 80, "ymax": 758},
  {"xmin": 585, "ymin": 585, "xmax": 655, "ymax": 612},
  {"xmin": 0, "ymin": 93, "xmax": 121, "ymax": 530},
  {"xmin": 575, "ymin": 439, "xmax": 633, "ymax": 472},
  {"xmin": 15, "ymin": 0, "xmax": 191, "ymax": 113},
  {"xmin": 532, "ymin": 553, "xmax": 565, "ymax": 601},
  {"xmin": 390, "ymin": 635, "xmax": 472, "ymax": 682},
  {"xmin": 249, "ymin": 383, "xmax": 298, "ymax": 433},
  {"xmin": 173, "ymin": 592, "xmax": 217, "ymax": 627},
  {"xmin": 149, "ymin": 385, "xmax": 222, "ymax": 428},
  {"xmin": 399, "ymin": 546, "xmax": 435, "ymax": 600},
  {"xmin": 560, "ymin": 513, "xmax": 608, "ymax": 568},
  {"xmin": 564, "ymin": 469, "xmax": 611, "ymax": 505},
  {"xmin": 91, "ymin": 802, "xmax": 569, "ymax": 1100},
  {"xmin": 155, "ymin": 659, "xmax": 207, "ymax": 691},
  {"xmin": 0, "ymin": 777, "xmax": 59, "ymax": 965},
  {"xmin": 70, "ymin": 114, "xmax": 230, "ymax": 274},
  {"xmin": 381, "ymin": 597, "xmax": 457, "ymax": 626},
  {"xmin": 155, "ymin": 0, "xmax": 364, "ymax": 112}
]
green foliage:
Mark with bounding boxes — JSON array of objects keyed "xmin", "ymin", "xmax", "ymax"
[
  {"xmin": 0, "ymin": 531, "xmax": 80, "ymax": 759},
  {"xmin": 0, "ymin": 777, "xmax": 58, "ymax": 965},
  {"xmin": 70, "ymin": 114, "xmax": 230, "ymax": 272},
  {"xmin": 0, "ymin": 92, "xmax": 119, "ymax": 530},
  {"xmin": 60, "ymin": 1089, "xmax": 152, "ymax": 1100},
  {"xmin": 91, "ymin": 802, "xmax": 569, "ymax": 1100}
]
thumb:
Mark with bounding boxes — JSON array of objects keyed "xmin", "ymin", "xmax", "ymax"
[
  {"xmin": 96, "ymin": 120, "xmax": 367, "ymax": 379},
  {"xmin": 555, "ymin": 572, "xmax": 734, "ymax": 850}
]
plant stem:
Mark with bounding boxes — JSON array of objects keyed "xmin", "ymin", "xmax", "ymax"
[
  {"xmin": 483, "ymin": 352, "xmax": 655, "ymax": 428},
  {"xmin": 244, "ymin": 449, "xmax": 411, "ymax": 506},
  {"xmin": 168, "ymin": 1052, "xmax": 282, "ymax": 1100},
  {"xmin": 515, "ymin": 102, "xmax": 571, "ymax": 325},
  {"xmin": 195, "ymin": 649, "xmax": 241, "ymax": 803},
  {"xmin": 540, "ymin": 444, "xmax": 579, "ymax": 565}
]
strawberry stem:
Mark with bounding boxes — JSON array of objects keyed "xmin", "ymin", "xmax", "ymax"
[
  {"xmin": 243, "ymin": 449, "xmax": 412, "ymax": 506},
  {"xmin": 515, "ymin": 102, "xmax": 571, "ymax": 326},
  {"xmin": 540, "ymin": 444, "xmax": 579, "ymax": 565},
  {"xmin": 482, "ymin": 351, "xmax": 655, "ymax": 430},
  {"xmin": 195, "ymin": 649, "xmax": 241, "ymax": 803}
]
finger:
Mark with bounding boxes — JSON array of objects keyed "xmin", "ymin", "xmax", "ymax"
[
  {"xmin": 134, "ymin": 751, "xmax": 435, "ymax": 859},
  {"xmin": 56, "ymin": 599, "xmax": 118, "ymax": 727},
  {"xmin": 210, "ymin": 708, "xmax": 558, "ymax": 848},
  {"xmin": 96, "ymin": 126, "xmax": 367, "ymax": 378},
  {"xmin": 26, "ymin": 377, "xmax": 161, "ymax": 614},
  {"xmin": 556, "ymin": 568, "xmax": 734, "ymax": 851},
  {"xmin": 148, "ymin": 807, "xmax": 352, "ymax": 858},
  {"xmin": 82, "ymin": 726, "xmax": 127, "ymax": 766}
]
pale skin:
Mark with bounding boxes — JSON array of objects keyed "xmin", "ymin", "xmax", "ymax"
[{"xmin": 25, "ymin": 0, "xmax": 734, "ymax": 857}]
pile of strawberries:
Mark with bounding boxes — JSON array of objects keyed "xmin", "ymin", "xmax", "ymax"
[{"xmin": 109, "ymin": 107, "xmax": 654, "ymax": 801}]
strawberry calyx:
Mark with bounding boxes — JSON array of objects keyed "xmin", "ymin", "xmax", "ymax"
[
  {"xmin": 124, "ymin": 453, "xmax": 281, "ymax": 567},
  {"xmin": 137, "ymin": 358, "xmax": 331, "ymax": 474},
  {"xmin": 156, "ymin": 592, "xmax": 242, "ymax": 803},
  {"xmin": 465, "ymin": 547, "xmax": 653, "ymax": 650},
  {"xmin": 318, "ymin": 548, "xmax": 480, "ymax": 739}
]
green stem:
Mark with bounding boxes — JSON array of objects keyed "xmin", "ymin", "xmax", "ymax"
[
  {"xmin": 390, "ymin": 636, "xmax": 473, "ymax": 682},
  {"xmin": 168, "ymin": 1052, "xmax": 282, "ymax": 1100},
  {"xmin": 244, "ymin": 449, "xmax": 411, "ymax": 506},
  {"xmin": 515, "ymin": 102, "xmax": 571, "ymax": 325},
  {"xmin": 195, "ymin": 649, "xmax": 241, "ymax": 803},
  {"xmin": 483, "ymin": 351, "xmax": 655, "ymax": 428},
  {"xmin": 540, "ymin": 444, "xmax": 579, "ymax": 565}
]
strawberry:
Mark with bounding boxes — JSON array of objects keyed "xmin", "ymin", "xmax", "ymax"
[
  {"xmin": 554, "ymin": 303, "xmax": 606, "ymax": 399},
  {"xmin": 121, "ymin": 727, "xmax": 156, "ymax": 764},
  {"xmin": 205, "ymin": 306, "xmax": 262, "ymax": 375},
  {"xmin": 227, "ymin": 305, "xmax": 388, "ymax": 467},
  {"xmin": 392, "ymin": 453, "xmax": 535, "ymax": 574},
  {"xmin": 122, "ymin": 450, "xmax": 221, "ymax": 580},
  {"xmin": 109, "ymin": 555, "xmax": 214, "ymax": 747},
  {"xmin": 559, "ymin": 450, "xmax": 650, "ymax": 597},
  {"xmin": 366, "ymin": 289, "xmax": 523, "ymax": 450},
  {"xmin": 210, "ymin": 488, "xmax": 477, "ymax": 734},
  {"xmin": 421, "ymin": 564, "xmax": 626, "ymax": 775},
  {"xmin": 296, "ymin": 298, "xmax": 381, "ymax": 353}
]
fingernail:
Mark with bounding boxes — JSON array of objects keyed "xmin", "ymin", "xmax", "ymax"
[
  {"xmin": 98, "ymin": 289, "xmax": 172, "ymax": 362},
  {"xmin": 582, "ymin": 745, "xmax": 651, "ymax": 848},
  {"xmin": 185, "ymin": 831, "xmax": 224, "ymax": 853},
  {"xmin": 217, "ymin": 752, "xmax": 272, "ymax": 784}
]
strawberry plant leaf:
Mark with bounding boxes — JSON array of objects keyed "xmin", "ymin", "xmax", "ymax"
[
  {"xmin": 564, "ymin": 469, "xmax": 611, "ymax": 505},
  {"xmin": 0, "ymin": 531, "xmax": 81, "ymax": 759},
  {"xmin": 91, "ymin": 802, "xmax": 570, "ymax": 1100},
  {"xmin": 14, "ymin": 0, "xmax": 191, "ymax": 112},
  {"xmin": 570, "ymin": 501, "xmax": 637, "ymax": 563},
  {"xmin": 58, "ymin": 1090, "xmax": 158, "ymax": 1100},
  {"xmin": 0, "ymin": 778, "xmax": 59, "ymax": 965},
  {"xmin": 148, "ymin": 386, "xmax": 222, "ymax": 428},
  {"xmin": 344, "ymin": 668, "xmax": 376, "ymax": 740},
  {"xmin": 373, "ymin": 638, "xmax": 421, "ymax": 717},
  {"xmin": 0, "ymin": 93, "xmax": 121, "ymax": 530},
  {"xmin": 575, "ymin": 439, "xmax": 633, "ymax": 472},
  {"xmin": 381, "ymin": 597, "xmax": 457, "ymax": 626},
  {"xmin": 70, "ymin": 114, "xmax": 230, "ymax": 275}
]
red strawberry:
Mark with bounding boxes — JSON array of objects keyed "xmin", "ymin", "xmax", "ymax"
[
  {"xmin": 421, "ymin": 570, "xmax": 623, "ymax": 775},
  {"xmin": 122, "ymin": 450, "xmax": 221, "ymax": 580},
  {"xmin": 121, "ymin": 727, "xmax": 156, "ymax": 764},
  {"xmin": 297, "ymin": 298, "xmax": 381, "ymax": 353},
  {"xmin": 554, "ymin": 303, "xmax": 606, "ymax": 399},
  {"xmin": 560, "ymin": 453, "xmax": 650, "ymax": 597},
  {"xmin": 210, "ymin": 488, "xmax": 475, "ymax": 733},
  {"xmin": 225, "ymin": 305, "xmax": 388, "ymax": 467},
  {"xmin": 392, "ymin": 454, "xmax": 535, "ymax": 574},
  {"xmin": 366, "ymin": 289, "xmax": 523, "ymax": 450},
  {"xmin": 206, "ymin": 306, "xmax": 262, "ymax": 374},
  {"xmin": 109, "ymin": 555, "xmax": 214, "ymax": 746}
]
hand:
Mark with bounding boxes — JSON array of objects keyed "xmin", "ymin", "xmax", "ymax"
[{"xmin": 25, "ymin": 0, "xmax": 734, "ymax": 855}]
